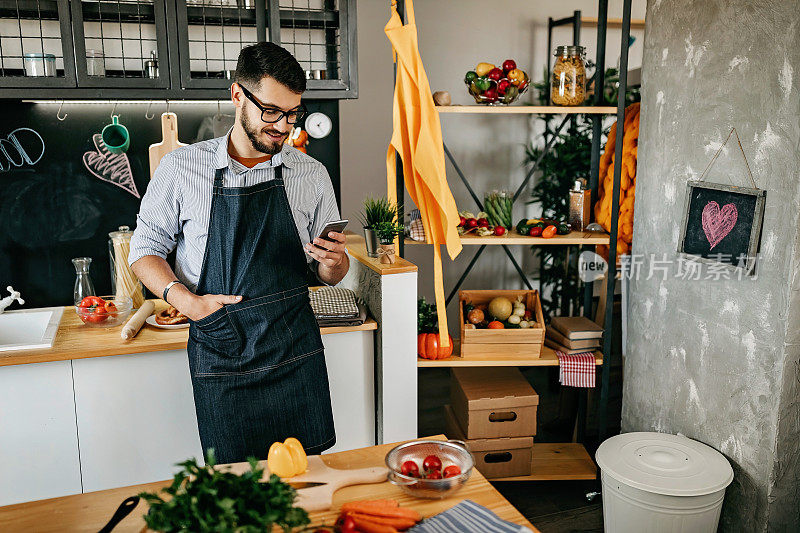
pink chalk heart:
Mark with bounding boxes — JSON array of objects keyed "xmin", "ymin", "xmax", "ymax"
[
  {"xmin": 701, "ymin": 201, "xmax": 737, "ymax": 250},
  {"xmin": 83, "ymin": 134, "xmax": 140, "ymax": 198}
]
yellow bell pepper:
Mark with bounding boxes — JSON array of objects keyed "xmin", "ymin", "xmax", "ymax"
[{"xmin": 267, "ymin": 438, "xmax": 308, "ymax": 478}]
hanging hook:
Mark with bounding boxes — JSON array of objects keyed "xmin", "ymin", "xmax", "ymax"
[
  {"xmin": 110, "ymin": 101, "xmax": 118, "ymax": 119},
  {"xmin": 56, "ymin": 100, "xmax": 67, "ymax": 121},
  {"xmin": 166, "ymin": 99, "xmax": 170, "ymax": 113},
  {"xmin": 145, "ymin": 100, "xmax": 155, "ymax": 120}
]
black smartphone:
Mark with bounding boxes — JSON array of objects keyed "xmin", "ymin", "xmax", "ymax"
[{"xmin": 313, "ymin": 219, "xmax": 348, "ymax": 248}]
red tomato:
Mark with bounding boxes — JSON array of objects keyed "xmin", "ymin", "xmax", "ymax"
[
  {"xmin": 542, "ymin": 225, "xmax": 558, "ymax": 238},
  {"xmin": 401, "ymin": 460, "xmax": 420, "ymax": 477},
  {"xmin": 443, "ymin": 465, "xmax": 462, "ymax": 478},
  {"xmin": 494, "ymin": 226, "xmax": 506, "ymax": 236},
  {"xmin": 529, "ymin": 226, "xmax": 543, "ymax": 237},
  {"xmin": 423, "ymin": 455, "xmax": 442, "ymax": 472},
  {"xmin": 86, "ymin": 305, "xmax": 109, "ymax": 323},
  {"xmin": 79, "ymin": 296, "xmax": 104, "ymax": 308},
  {"xmin": 426, "ymin": 470, "xmax": 443, "ymax": 479},
  {"xmin": 341, "ymin": 516, "xmax": 357, "ymax": 533},
  {"xmin": 502, "ymin": 59, "xmax": 517, "ymax": 74}
]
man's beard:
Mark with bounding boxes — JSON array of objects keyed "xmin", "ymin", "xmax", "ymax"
[{"xmin": 241, "ymin": 112, "xmax": 288, "ymax": 155}]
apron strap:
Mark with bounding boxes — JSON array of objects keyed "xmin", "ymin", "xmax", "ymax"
[{"xmin": 213, "ymin": 167, "xmax": 225, "ymax": 188}]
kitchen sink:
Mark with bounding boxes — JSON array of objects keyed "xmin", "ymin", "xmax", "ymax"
[{"xmin": 0, "ymin": 307, "xmax": 64, "ymax": 352}]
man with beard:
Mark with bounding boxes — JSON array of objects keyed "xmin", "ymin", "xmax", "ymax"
[{"xmin": 129, "ymin": 42, "xmax": 347, "ymax": 463}]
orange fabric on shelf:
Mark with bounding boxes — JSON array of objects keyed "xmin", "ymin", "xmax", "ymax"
[{"xmin": 385, "ymin": 0, "xmax": 462, "ymax": 346}]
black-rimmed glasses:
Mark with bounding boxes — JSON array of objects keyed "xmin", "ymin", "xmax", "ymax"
[{"xmin": 238, "ymin": 83, "xmax": 307, "ymax": 125}]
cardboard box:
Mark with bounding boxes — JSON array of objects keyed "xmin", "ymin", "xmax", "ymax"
[
  {"xmin": 444, "ymin": 405, "xmax": 533, "ymax": 479},
  {"xmin": 451, "ymin": 367, "xmax": 539, "ymax": 439}
]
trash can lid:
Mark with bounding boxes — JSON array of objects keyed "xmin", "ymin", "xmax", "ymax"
[{"xmin": 596, "ymin": 432, "xmax": 734, "ymax": 497}]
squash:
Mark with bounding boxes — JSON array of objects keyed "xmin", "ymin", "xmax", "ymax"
[{"xmin": 418, "ymin": 333, "xmax": 454, "ymax": 360}]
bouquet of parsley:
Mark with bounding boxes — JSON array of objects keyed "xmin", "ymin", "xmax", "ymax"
[{"xmin": 139, "ymin": 450, "xmax": 309, "ymax": 532}]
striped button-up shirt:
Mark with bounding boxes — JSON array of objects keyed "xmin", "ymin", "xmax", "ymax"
[{"xmin": 129, "ymin": 132, "xmax": 340, "ymax": 290}]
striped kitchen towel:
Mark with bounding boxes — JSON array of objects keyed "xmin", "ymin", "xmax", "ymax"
[
  {"xmin": 557, "ymin": 352, "xmax": 596, "ymax": 388},
  {"xmin": 408, "ymin": 500, "xmax": 531, "ymax": 533}
]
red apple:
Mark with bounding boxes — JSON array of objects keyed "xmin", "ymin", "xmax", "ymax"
[
  {"xmin": 482, "ymin": 87, "xmax": 498, "ymax": 102},
  {"xmin": 487, "ymin": 68, "xmax": 503, "ymax": 81},
  {"xmin": 477, "ymin": 218, "xmax": 489, "ymax": 228},
  {"xmin": 466, "ymin": 218, "xmax": 478, "ymax": 229},
  {"xmin": 497, "ymin": 79, "xmax": 511, "ymax": 96},
  {"xmin": 502, "ymin": 59, "xmax": 517, "ymax": 74},
  {"xmin": 494, "ymin": 226, "xmax": 506, "ymax": 236}
]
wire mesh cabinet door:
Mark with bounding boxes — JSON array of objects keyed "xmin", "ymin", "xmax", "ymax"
[
  {"xmin": 0, "ymin": 0, "xmax": 77, "ymax": 88},
  {"xmin": 69, "ymin": 0, "xmax": 170, "ymax": 88}
]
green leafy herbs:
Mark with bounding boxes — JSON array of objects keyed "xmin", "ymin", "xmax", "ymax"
[
  {"xmin": 138, "ymin": 451, "xmax": 309, "ymax": 533},
  {"xmin": 372, "ymin": 220, "xmax": 405, "ymax": 244},
  {"xmin": 418, "ymin": 298, "xmax": 439, "ymax": 334},
  {"xmin": 359, "ymin": 196, "xmax": 400, "ymax": 229}
]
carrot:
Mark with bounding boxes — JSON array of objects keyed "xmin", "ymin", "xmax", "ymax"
[
  {"xmin": 340, "ymin": 504, "xmax": 422, "ymax": 522},
  {"xmin": 345, "ymin": 499, "xmax": 399, "ymax": 508},
  {"xmin": 349, "ymin": 515, "xmax": 399, "ymax": 533},
  {"xmin": 347, "ymin": 512, "xmax": 417, "ymax": 530}
]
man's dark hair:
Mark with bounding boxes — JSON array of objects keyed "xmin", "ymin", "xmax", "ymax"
[{"xmin": 235, "ymin": 42, "xmax": 306, "ymax": 94}]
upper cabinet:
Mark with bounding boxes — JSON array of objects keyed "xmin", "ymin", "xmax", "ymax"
[{"xmin": 0, "ymin": 0, "xmax": 356, "ymax": 98}]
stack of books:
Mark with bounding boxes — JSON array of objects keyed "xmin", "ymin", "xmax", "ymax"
[{"xmin": 545, "ymin": 316, "xmax": 603, "ymax": 354}]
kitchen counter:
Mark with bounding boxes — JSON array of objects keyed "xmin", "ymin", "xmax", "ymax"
[
  {"xmin": 0, "ymin": 436, "xmax": 537, "ymax": 532},
  {"xmin": 0, "ymin": 299, "xmax": 377, "ymax": 368}
]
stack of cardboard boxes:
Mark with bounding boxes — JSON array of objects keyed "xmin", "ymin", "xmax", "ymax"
[{"xmin": 444, "ymin": 367, "xmax": 539, "ymax": 479}]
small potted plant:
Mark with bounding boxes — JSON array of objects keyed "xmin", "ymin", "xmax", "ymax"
[
  {"xmin": 372, "ymin": 220, "xmax": 404, "ymax": 264},
  {"xmin": 417, "ymin": 297, "xmax": 453, "ymax": 360},
  {"xmin": 359, "ymin": 197, "xmax": 399, "ymax": 258}
]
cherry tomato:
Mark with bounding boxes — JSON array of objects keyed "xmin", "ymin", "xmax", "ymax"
[
  {"xmin": 341, "ymin": 516, "xmax": 357, "ymax": 533},
  {"xmin": 401, "ymin": 460, "xmax": 420, "ymax": 477},
  {"xmin": 494, "ymin": 226, "xmax": 506, "ymax": 236},
  {"xmin": 423, "ymin": 455, "xmax": 442, "ymax": 472},
  {"xmin": 529, "ymin": 226, "xmax": 543, "ymax": 237},
  {"xmin": 542, "ymin": 225, "xmax": 558, "ymax": 238},
  {"xmin": 427, "ymin": 470, "xmax": 443, "ymax": 479},
  {"xmin": 443, "ymin": 465, "xmax": 462, "ymax": 478}
]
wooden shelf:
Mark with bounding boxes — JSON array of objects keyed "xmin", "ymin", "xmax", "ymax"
[
  {"xmin": 436, "ymin": 105, "xmax": 616, "ymax": 115},
  {"xmin": 492, "ymin": 443, "xmax": 597, "ymax": 482},
  {"xmin": 406, "ymin": 230, "xmax": 609, "ymax": 247},
  {"xmin": 581, "ymin": 16, "xmax": 646, "ymax": 30},
  {"xmin": 418, "ymin": 344, "xmax": 602, "ymax": 367}
]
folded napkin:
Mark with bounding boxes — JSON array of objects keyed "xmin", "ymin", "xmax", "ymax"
[
  {"xmin": 316, "ymin": 302, "xmax": 367, "ymax": 327},
  {"xmin": 557, "ymin": 351, "xmax": 596, "ymax": 388},
  {"xmin": 409, "ymin": 500, "xmax": 531, "ymax": 533},
  {"xmin": 309, "ymin": 287, "xmax": 359, "ymax": 319}
]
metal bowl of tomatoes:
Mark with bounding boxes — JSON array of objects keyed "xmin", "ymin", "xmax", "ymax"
[
  {"xmin": 75, "ymin": 295, "xmax": 133, "ymax": 328},
  {"xmin": 385, "ymin": 439, "xmax": 474, "ymax": 499}
]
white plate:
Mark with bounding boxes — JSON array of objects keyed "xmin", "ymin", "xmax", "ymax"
[{"xmin": 146, "ymin": 314, "xmax": 190, "ymax": 329}]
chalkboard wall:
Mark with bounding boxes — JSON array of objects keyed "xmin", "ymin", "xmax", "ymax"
[{"xmin": 0, "ymin": 100, "xmax": 340, "ymax": 308}]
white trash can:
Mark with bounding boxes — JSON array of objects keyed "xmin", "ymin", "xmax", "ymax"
[{"xmin": 596, "ymin": 432, "xmax": 733, "ymax": 533}]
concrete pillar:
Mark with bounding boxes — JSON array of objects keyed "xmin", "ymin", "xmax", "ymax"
[{"xmin": 624, "ymin": 1, "xmax": 800, "ymax": 530}]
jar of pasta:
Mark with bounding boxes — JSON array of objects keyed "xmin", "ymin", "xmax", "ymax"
[
  {"xmin": 109, "ymin": 226, "xmax": 146, "ymax": 308},
  {"xmin": 551, "ymin": 45, "xmax": 587, "ymax": 106}
]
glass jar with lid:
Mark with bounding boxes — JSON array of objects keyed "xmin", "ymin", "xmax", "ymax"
[
  {"xmin": 551, "ymin": 45, "xmax": 587, "ymax": 106},
  {"xmin": 109, "ymin": 226, "xmax": 145, "ymax": 308}
]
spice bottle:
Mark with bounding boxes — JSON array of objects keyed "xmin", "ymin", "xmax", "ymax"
[
  {"xmin": 568, "ymin": 179, "xmax": 591, "ymax": 231},
  {"xmin": 551, "ymin": 46, "xmax": 587, "ymax": 106}
]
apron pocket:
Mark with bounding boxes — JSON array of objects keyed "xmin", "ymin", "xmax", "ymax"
[
  {"xmin": 283, "ymin": 290, "xmax": 324, "ymax": 359},
  {"xmin": 191, "ymin": 307, "xmax": 241, "ymax": 354}
]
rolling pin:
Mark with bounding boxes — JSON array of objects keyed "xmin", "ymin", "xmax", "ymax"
[{"xmin": 121, "ymin": 300, "xmax": 155, "ymax": 340}]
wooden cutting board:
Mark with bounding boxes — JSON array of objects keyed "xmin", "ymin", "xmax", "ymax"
[
  {"xmin": 225, "ymin": 455, "xmax": 388, "ymax": 512},
  {"xmin": 148, "ymin": 112, "xmax": 187, "ymax": 178}
]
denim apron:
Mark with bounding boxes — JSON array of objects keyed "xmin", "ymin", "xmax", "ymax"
[{"xmin": 187, "ymin": 165, "xmax": 336, "ymax": 464}]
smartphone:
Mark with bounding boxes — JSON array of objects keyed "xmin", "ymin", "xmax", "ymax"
[{"xmin": 313, "ymin": 219, "xmax": 348, "ymax": 248}]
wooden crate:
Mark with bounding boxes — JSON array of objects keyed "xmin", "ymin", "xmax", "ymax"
[{"xmin": 459, "ymin": 290, "xmax": 545, "ymax": 358}]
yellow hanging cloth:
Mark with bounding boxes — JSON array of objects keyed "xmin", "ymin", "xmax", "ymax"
[{"xmin": 385, "ymin": 0, "xmax": 462, "ymax": 346}]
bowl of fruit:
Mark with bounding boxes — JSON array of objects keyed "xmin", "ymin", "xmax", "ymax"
[
  {"xmin": 75, "ymin": 295, "xmax": 133, "ymax": 328},
  {"xmin": 465, "ymin": 59, "xmax": 529, "ymax": 105},
  {"xmin": 385, "ymin": 439, "xmax": 474, "ymax": 499}
]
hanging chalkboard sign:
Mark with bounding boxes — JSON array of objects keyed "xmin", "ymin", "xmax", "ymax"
[{"xmin": 677, "ymin": 128, "xmax": 766, "ymax": 274}]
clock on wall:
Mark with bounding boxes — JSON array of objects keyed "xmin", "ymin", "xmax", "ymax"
[{"xmin": 305, "ymin": 112, "xmax": 332, "ymax": 139}]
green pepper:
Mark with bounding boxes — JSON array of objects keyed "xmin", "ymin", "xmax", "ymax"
[
  {"xmin": 516, "ymin": 219, "xmax": 530, "ymax": 236},
  {"xmin": 464, "ymin": 70, "xmax": 478, "ymax": 84},
  {"xmin": 474, "ymin": 77, "xmax": 491, "ymax": 92},
  {"xmin": 557, "ymin": 222, "xmax": 571, "ymax": 235},
  {"xmin": 532, "ymin": 220, "xmax": 547, "ymax": 229}
]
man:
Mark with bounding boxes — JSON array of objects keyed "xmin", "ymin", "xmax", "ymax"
[{"xmin": 129, "ymin": 42, "xmax": 348, "ymax": 463}]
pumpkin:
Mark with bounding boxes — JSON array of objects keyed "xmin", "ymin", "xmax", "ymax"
[
  {"xmin": 418, "ymin": 333, "xmax": 454, "ymax": 360},
  {"xmin": 594, "ymin": 102, "xmax": 640, "ymax": 260}
]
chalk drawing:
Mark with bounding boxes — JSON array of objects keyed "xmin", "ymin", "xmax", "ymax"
[
  {"xmin": 0, "ymin": 127, "xmax": 45, "ymax": 172},
  {"xmin": 83, "ymin": 134, "xmax": 140, "ymax": 198},
  {"xmin": 702, "ymin": 201, "xmax": 737, "ymax": 250}
]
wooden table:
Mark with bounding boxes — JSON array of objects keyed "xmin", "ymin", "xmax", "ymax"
[{"xmin": 0, "ymin": 437, "xmax": 537, "ymax": 532}]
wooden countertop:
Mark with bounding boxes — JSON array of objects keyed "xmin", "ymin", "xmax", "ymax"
[
  {"xmin": 0, "ymin": 300, "xmax": 377, "ymax": 368},
  {"xmin": 346, "ymin": 232, "xmax": 418, "ymax": 275},
  {"xmin": 0, "ymin": 436, "xmax": 537, "ymax": 532}
]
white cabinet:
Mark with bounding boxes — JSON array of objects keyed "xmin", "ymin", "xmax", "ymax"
[
  {"xmin": 72, "ymin": 350, "xmax": 203, "ymax": 493},
  {"xmin": 0, "ymin": 361, "xmax": 82, "ymax": 506}
]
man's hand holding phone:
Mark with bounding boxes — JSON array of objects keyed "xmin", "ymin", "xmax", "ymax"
[{"xmin": 305, "ymin": 230, "xmax": 347, "ymax": 267}]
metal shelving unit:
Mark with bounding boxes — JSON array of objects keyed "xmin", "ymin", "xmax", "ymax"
[{"xmin": 394, "ymin": 0, "xmax": 632, "ymax": 485}]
